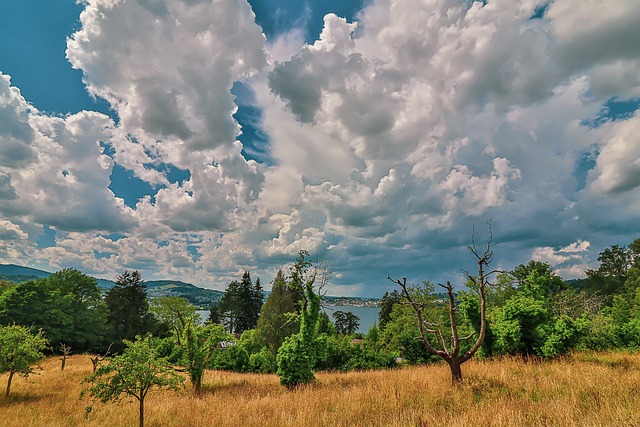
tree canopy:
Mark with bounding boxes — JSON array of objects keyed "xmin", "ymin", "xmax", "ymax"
[{"xmin": 0, "ymin": 324, "xmax": 48, "ymax": 397}]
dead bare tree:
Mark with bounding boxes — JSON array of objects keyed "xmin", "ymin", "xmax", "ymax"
[
  {"xmin": 389, "ymin": 223, "xmax": 499, "ymax": 385},
  {"xmin": 59, "ymin": 343, "xmax": 72, "ymax": 371},
  {"xmin": 90, "ymin": 343, "xmax": 113, "ymax": 373}
]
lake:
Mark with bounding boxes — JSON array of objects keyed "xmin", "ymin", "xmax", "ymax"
[
  {"xmin": 197, "ymin": 305, "xmax": 380, "ymax": 334},
  {"xmin": 322, "ymin": 305, "xmax": 380, "ymax": 334}
]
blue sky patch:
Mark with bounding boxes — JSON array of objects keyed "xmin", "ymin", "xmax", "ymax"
[
  {"xmin": 35, "ymin": 225, "xmax": 57, "ymax": 248},
  {"xmin": 108, "ymin": 163, "xmax": 157, "ymax": 208},
  {"xmin": 248, "ymin": 0, "xmax": 365, "ymax": 43},
  {"xmin": 232, "ymin": 82, "xmax": 273, "ymax": 165},
  {"xmin": 99, "ymin": 232, "xmax": 127, "ymax": 242},
  {"xmin": 530, "ymin": 3, "xmax": 549, "ymax": 20},
  {"xmin": 584, "ymin": 97, "xmax": 640, "ymax": 128},
  {"xmin": 0, "ymin": 0, "xmax": 112, "ymax": 117}
]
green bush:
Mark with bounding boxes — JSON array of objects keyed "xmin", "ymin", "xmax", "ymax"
[
  {"xmin": 210, "ymin": 345, "xmax": 250, "ymax": 372},
  {"xmin": 276, "ymin": 333, "xmax": 316, "ymax": 388},
  {"xmin": 248, "ymin": 347, "xmax": 276, "ymax": 373},
  {"xmin": 314, "ymin": 333, "xmax": 351, "ymax": 371}
]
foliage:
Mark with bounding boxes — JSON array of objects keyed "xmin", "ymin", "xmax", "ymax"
[
  {"xmin": 332, "ymin": 310, "xmax": 360, "ymax": 335},
  {"xmin": 255, "ymin": 270, "xmax": 299, "ymax": 353},
  {"xmin": 276, "ymin": 251, "xmax": 322, "ymax": 389},
  {"xmin": 490, "ymin": 294, "xmax": 549, "ymax": 356},
  {"xmin": 314, "ymin": 333, "xmax": 396, "ymax": 371},
  {"xmin": 210, "ymin": 344, "xmax": 250, "ymax": 372},
  {"xmin": 81, "ymin": 335, "xmax": 184, "ymax": 427},
  {"xmin": 0, "ymin": 324, "xmax": 48, "ymax": 397},
  {"xmin": 150, "ymin": 296, "xmax": 199, "ymax": 345},
  {"xmin": 378, "ymin": 289, "xmax": 401, "ymax": 331},
  {"xmin": 314, "ymin": 333, "xmax": 352, "ymax": 370},
  {"xmin": 0, "ymin": 269, "xmax": 107, "ymax": 353},
  {"xmin": 248, "ymin": 347, "xmax": 276, "ymax": 373},
  {"xmin": 105, "ymin": 271, "xmax": 155, "ymax": 352},
  {"xmin": 218, "ymin": 272, "xmax": 264, "ymax": 334},
  {"xmin": 183, "ymin": 323, "xmax": 230, "ymax": 392}
]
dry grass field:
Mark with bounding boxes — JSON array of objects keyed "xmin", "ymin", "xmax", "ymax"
[{"xmin": 1, "ymin": 352, "xmax": 640, "ymax": 427}]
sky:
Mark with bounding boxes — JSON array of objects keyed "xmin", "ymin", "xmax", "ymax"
[{"xmin": 1, "ymin": 0, "xmax": 640, "ymax": 297}]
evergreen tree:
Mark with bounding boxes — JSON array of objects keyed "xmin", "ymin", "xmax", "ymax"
[
  {"xmin": 378, "ymin": 289, "xmax": 401, "ymax": 330},
  {"xmin": 255, "ymin": 270, "xmax": 299, "ymax": 353},
  {"xmin": 333, "ymin": 311, "xmax": 360, "ymax": 335},
  {"xmin": 219, "ymin": 272, "xmax": 265, "ymax": 334},
  {"xmin": 105, "ymin": 271, "xmax": 154, "ymax": 352},
  {"xmin": 219, "ymin": 280, "xmax": 242, "ymax": 333}
]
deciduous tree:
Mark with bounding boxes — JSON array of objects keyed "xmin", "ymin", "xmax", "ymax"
[
  {"xmin": 82, "ymin": 336, "xmax": 184, "ymax": 427},
  {"xmin": 182, "ymin": 323, "xmax": 230, "ymax": 393},
  {"xmin": 151, "ymin": 296, "xmax": 199, "ymax": 346},
  {"xmin": 0, "ymin": 324, "xmax": 47, "ymax": 397},
  {"xmin": 389, "ymin": 224, "xmax": 498, "ymax": 384}
]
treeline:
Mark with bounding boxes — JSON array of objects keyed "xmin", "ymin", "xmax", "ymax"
[
  {"xmin": 378, "ymin": 236, "xmax": 640, "ymax": 363},
  {"xmin": 2, "ymin": 237, "xmax": 640, "ymax": 385}
]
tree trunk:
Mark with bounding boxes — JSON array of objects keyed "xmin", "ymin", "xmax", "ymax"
[
  {"xmin": 139, "ymin": 397, "xmax": 145, "ymax": 427},
  {"xmin": 194, "ymin": 376, "xmax": 202, "ymax": 395},
  {"xmin": 61, "ymin": 356, "xmax": 66, "ymax": 371},
  {"xmin": 448, "ymin": 357, "xmax": 463, "ymax": 385},
  {"xmin": 5, "ymin": 371, "xmax": 14, "ymax": 397}
]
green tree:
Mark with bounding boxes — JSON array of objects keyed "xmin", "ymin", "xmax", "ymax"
[
  {"xmin": 237, "ymin": 272, "xmax": 264, "ymax": 332},
  {"xmin": 151, "ymin": 296, "xmax": 198, "ymax": 346},
  {"xmin": 276, "ymin": 251, "xmax": 322, "ymax": 389},
  {"xmin": 46, "ymin": 268, "xmax": 108, "ymax": 352},
  {"xmin": 0, "ymin": 324, "xmax": 47, "ymax": 397},
  {"xmin": 219, "ymin": 280, "xmax": 242, "ymax": 333},
  {"xmin": 183, "ymin": 323, "xmax": 230, "ymax": 393},
  {"xmin": 0, "ymin": 269, "xmax": 107, "ymax": 353},
  {"xmin": 219, "ymin": 272, "xmax": 264, "ymax": 334},
  {"xmin": 586, "ymin": 244, "xmax": 634, "ymax": 296},
  {"xmin": 82, "ymin": 335, "xmax": 184, "ymax": 427},
  {"xmin": 332, "ymin": 311, "xmax": 360, "ymax": 335},
  {"xmin": 378, "ymin": 289, "xmax": 401, "ymax": 330},
  {"xmin": 0, "ymin": 280, "xmax": 12, "ymax": 293},
  {"xmin": 255, "ymin": 270, "xmax": 299, "ymax": 353},
  {"xmin": 105, "ymin": 271, "xmax": 155, "ymax": 352}
]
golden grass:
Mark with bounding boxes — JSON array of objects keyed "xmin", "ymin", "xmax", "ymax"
[{"xmin": 2, "ymin": 352, "xmax": 640, "ymax": 427}]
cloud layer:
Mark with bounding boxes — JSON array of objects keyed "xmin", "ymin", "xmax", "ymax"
[{"xmin": 1, "ymin": 0, "xmax": 639, "ymax": 295}]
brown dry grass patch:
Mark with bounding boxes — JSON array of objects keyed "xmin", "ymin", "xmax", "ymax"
[{"xmin": 1, "ymin": 352, "xmax": 640, "ymax": 426}]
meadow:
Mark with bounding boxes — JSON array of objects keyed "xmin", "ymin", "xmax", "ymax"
[{"xmin": 2, "ymin": 352, "xmax": 640, "ymax": 427}]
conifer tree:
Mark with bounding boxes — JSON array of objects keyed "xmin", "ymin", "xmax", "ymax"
[{"xmin": 255, "ymin": 270, "xmax": 299, "ymax": 353}]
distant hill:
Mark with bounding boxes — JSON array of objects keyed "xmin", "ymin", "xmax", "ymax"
[
  {"xmin": 145, "ymin": 280, "xmax": 223, "ymax": 308},
  {"xmin": 0, "ymin": 264, "xmax": 51, "ymax": 283},
  {"xmin": 0, "ymin": 264, "xmax": 222, "ymax": 309}
]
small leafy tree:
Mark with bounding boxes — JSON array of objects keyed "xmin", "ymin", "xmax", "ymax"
[
  {"xmin": 0, "ymin": 324, "xmax": 48, "ymax": 397},
  {"xmin": 183, "ymin": 323, "xmax": 230, "ymax": 393},
  {"xmin": 82, "ymin": 335, "xmax": 184, "ymax": 427}
]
